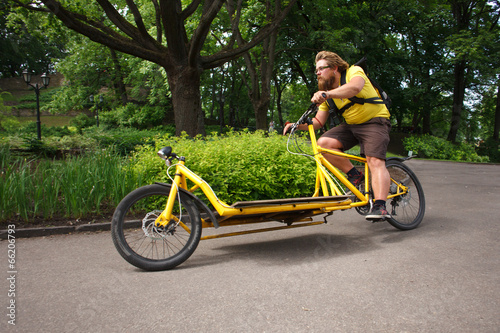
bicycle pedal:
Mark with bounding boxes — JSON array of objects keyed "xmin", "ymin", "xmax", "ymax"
[{"xmin": 366, "ymin": 216, "xmax": 387, "ymax": 223}]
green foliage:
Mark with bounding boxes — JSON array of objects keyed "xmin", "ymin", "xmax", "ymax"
[
  {"xmin": 23, "ymin": 137, "xmax": 57, "ymax": 157},
  {"xmin": 0, "ymin": 117, "xmax": 21, "ymax": 132},
  {"xmin": 83, "ymin": 127, "xmax": 159, "ymax": 155},
  {"xmin": 403, "ymin": 134, "xmax": 489, "ymax": 163},
  {"xmin": 100, "ymin": 103, "xmax": 166, "ymax": 129},
  {"xmin": 0, "ymin": 91, "xmax": 16, "ymax": 131},
  {"xmin": 476, "ymin": 138, "xmax": 500, "ymax": 163},
  {"xmin": 1, "ymin": 6, "xmax": 66, "ymax": 78},
  {"xmin": 0, "ymin": 145, "xmax": 141, "ymax": 224},
  {"xmin": 0, "ymin": 123, "xmax": 167, "ymax": 155},
  {"xmin": 69, "ymin": 113, "xmax": 96, "ymax": 132},
  {"xmin": 15, "ymin": 88, "xmax": 58, "ymax": 110},
  {"xmin": 130, "ymin": 130, "xmax": 316, "ymax": 206}
]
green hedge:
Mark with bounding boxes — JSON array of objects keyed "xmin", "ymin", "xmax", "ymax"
[
  {"xmin": 130, "ymin": 130, "xmax": 317, "ymax": 206},
  {"xmin": 403, "ymin": 134, "xmax": 489, "ymax": 163}
]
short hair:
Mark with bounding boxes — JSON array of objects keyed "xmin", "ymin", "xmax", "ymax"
[{"xmin": 315, "ymin": 51, "xmax": 349, "ymax": 72}]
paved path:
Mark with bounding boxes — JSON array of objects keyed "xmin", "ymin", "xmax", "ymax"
[{"xmin": 1, "ymin": 160, "xmax": 499, "ymax": 332}]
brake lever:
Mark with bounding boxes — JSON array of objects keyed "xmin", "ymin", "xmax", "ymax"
[{"xmin": 285, "ymin": 103, "xmax": 318, "ymax": 135}]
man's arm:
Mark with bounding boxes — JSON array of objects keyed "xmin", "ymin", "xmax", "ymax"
[{"xmin": 311, "ymin": 76, "xmax": 365, "ymax": 104}]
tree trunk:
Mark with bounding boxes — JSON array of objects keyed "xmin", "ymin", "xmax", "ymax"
[
  {"xmin": 447, "ymin": 0, "xmax": 474, "ymax": 143},
  {"xmin": 447, "ymin": 60, "xmax": 467, "ymax": 143},
  {"xmin": 494, "ymin": 80, "xmax": 500, "ymax": 141},
  {"xmin": 274, "ymin": 78, "xmax": 284, "ymax": 127},
  {"xmin": 422, "ymin": 68, "xmax": 432, "ymax": 134},
  {"xmin": 230, "ymin": 0, "xmax": 281, "ymax": 131},
  {"xmin": 166, "ymin": 66, "xmax": 205, "ymax": 137},
  {"xmin": 109, "ymin": 48, "xmax": 128, "ymax": 105},
  {"xmin": 253, "ymin": 97, "xmax": 271, "ymax": 130}
]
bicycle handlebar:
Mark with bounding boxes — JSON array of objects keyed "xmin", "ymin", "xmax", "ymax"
[{"xmin": 286, "ymin": 103, "xmax": 317, "ymax": 135}]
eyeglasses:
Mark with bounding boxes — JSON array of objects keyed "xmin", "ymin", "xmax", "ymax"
[{"xmin": 315, "ymin": 66, "xmax": 330, "ymax": 74}]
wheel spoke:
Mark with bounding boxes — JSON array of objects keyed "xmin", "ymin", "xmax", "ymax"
[
  {"xmin": 111, "ymin": 184, "xmax": 202, "ymax": 271},
  {"xmin": 385, "ymin": 160, "xmax": 425, "ymax": 230}
]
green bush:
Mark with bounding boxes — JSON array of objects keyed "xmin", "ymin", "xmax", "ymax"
[
  {"xmin": 130, "ymin": 130, "xmax": 317, "ymax": 206},
  {"xmin": 15, "ymin": 88, "xmax": 57, "ymax": 110},
  {"xmin": 476, "ymin": 138, "xmax": 500, "ymax": 163},
  {"xmin": 403, "ymin": 134, "xmax": 489, "ymax": 163},
  {"xmin": 12, "ymin": 121, "xmax": 72, "ymax": 137},
  {"xmin": 100, "ymin": 103, "xmax": 166, "ymax": 129},
  {"xmin": 0, "ymin": 146, "xmax": 141, "ymax": 224},
  {"xmin": 70, "ymin": 113, "xmax": 96, "ymax": 132},
  {"xmin": 83, "ymin": 127, "xmax": 159, "ymax": 155},
  {"xmin": 0, "ymin": 117, "xmax": 22, "ymax": 132}
]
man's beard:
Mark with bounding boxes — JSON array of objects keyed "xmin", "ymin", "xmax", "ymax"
[{"xmin": 318, "ymin": 76, "xmax": 335, "ymax": 91}]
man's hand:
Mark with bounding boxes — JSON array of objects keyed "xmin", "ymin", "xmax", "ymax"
[
  {"xmin": 283, "ymin": 121, "xmax": 292, "ymax": 135},
  {"xmin": 311, "ymin": 91, "xmax": 328, "ymax": 105}
]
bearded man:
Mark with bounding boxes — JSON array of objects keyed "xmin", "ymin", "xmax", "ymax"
[{"xmin": 283, "ymin": 51, "xmax": 392, "ymax": 220}]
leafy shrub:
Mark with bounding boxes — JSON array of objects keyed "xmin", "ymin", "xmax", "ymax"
[
  {"xmin": 23, "ymin": 137, "xmax": 57, "ymax": 157},
  {"xmin": 0, "ymin": 117, "xmax": 22, "ymax": 132},
  {"xmin": 15, "ymin": 88, "xmax": 57, "ymax": 110},
  {"xmin": 130, "ymin": 130, "xmax": 317, "ymax": 206},
  {"xmin": 44, "ymin": 134, "xmax": 98, "ymax": 150},
  {"xmin": 100, "ymin": 103, "xmax": 166, "ymax": 129},
  {"xmin": 403, "ymin": 134, "xmax": 489, "ymax": 162},
  {"xmin": 70, "ymin": 113, "xmax": 96, "ymax": 132},
  {"xmin": 83, "ymin": 127, "xmax": 158, "ymax": 155},
  {"xmin": 476, "ymin": 138, "xmax": 500, "ymax": 163},
  {"xmin": 14, "ymin": 121, "xmax": 72, "ymax": 137}
]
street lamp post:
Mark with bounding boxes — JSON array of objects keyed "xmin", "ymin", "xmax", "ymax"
[
  {"xmin": 97, "ymin": 95, "xmax": 103, "ymax": 127},
  {"xmin": 90, "ymin": 94, "xmax": 103, "ymax": 127},
  {"xmin": 22, "ymin": 69, "xmax": 50, "ymax": 140},
  {"xmin": 217, "ymin": 93, "xmax": 225, "ymax": 134}
]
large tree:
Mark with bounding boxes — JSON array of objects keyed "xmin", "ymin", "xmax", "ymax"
[
  {"xmin": 228, "ymin": 0, "xmax": 280, "ymax": 130},
  {"xmin": 446, "ymin": 0, "xmax": 500, "ymax": 143},
  {"xmin": 14, "ymin": 0, "xmax": 296, "ymax": 136},
  {"xmin": 0, "ymin": 1, "xmax": 66, "ymax": 78}
]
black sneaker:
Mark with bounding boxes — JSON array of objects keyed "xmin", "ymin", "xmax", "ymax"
[
  {"xmin": 348, "ymin": 173, "xmax": 364, "ymax": 187},
  {"xmin": 347, "ymin": 172, "xmax": 364, "ymax": 195},
  {"xmin": 366, "ymin": 205, "xmax": 391, "ymax": 221}
]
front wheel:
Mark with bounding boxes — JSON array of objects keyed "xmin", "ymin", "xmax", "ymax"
[
  {"xmin": 385, "ymin": 160, "xmax": 425, "ymax": 230},
  {"xmin": 111, "ymin": 183, "xmax": 202, "ymax": 271}
]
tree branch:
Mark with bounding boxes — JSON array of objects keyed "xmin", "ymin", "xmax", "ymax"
[
  {"xmin": 150, "ymin": 0, "xmax": 162, "ymax": 43},
  {"xmin": 96, "ymin": 0, "xmax": 158, "ymax": 49},
  {"xmin": 182, "ymin": 0, "xmax": 203, "ymax": 20},
  {"xmin": 201, "ymin": 0, "xmax": 297, "ymax": 70},
  {"xmin": 159, "ymin": 0, "xmax": 188, "ymax": 62},
  {"xmin": 40, "ymin": 0, "xmax": 165, "ymax": 66},
  {"xmin": 188, "ymin": 0, "xmax": 225, "ymax": 67}
]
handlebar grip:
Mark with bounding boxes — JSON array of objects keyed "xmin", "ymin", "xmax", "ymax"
[{"xmin": 322, "ymin": 93, "xmax": 327, "ymax": 99}]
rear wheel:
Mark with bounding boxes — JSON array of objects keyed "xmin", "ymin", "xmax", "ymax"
[
  {"xmin": 385, "ymin": 160, "xmax": 425, "ymax": 230},
  {"xmin": 111, "ymin": 184, "xmax": 202, "ymax": 271}
]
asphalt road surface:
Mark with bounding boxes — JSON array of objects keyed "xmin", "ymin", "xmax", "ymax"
[{"xmin": 1, "ymin": 159, "xmax": 499, "ymax": 332}]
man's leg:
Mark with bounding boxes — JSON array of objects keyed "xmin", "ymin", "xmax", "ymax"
[
  {"xmin": 317, "ymin": 136, "xmax": 354, "ymax": 173},
  {"xmin": 366, "ymin": 156, "xmax": 391, "ymax": 220},
  {"xmin": 366, "ymin": 156, "xmax": 390, "ymax": 201}
]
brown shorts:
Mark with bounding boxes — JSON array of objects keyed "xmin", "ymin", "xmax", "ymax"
[{"xmin": 320, "ymin": 117, "xmax": 391, "ymax": 159}]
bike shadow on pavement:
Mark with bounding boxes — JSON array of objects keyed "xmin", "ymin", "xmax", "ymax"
[{"xmin": 180, "ymin": 230, "xmax": 381, "ymax": 270}]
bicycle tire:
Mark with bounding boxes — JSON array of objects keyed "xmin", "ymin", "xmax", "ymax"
[
  {"xmin": 111, "ymin": 183, "xmax": 202, "ymax": 271},
  {"xmin": 385, "ymin": 160, "xmax": 425, "ymax": 230}
]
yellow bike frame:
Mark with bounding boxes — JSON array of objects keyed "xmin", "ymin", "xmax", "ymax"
[{"xmin": 155, "ymin": 122, "xmax": 408, "ymax": 239}]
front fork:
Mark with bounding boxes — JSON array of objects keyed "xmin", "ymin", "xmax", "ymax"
[{"xmin": 155, "ymin": 166, "xmax": 184, "ymax": 228}]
